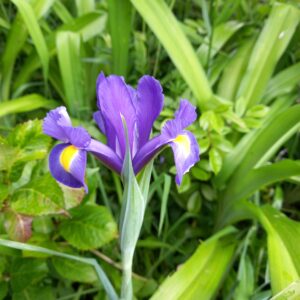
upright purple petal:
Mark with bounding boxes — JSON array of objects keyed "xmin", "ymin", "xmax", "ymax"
[
  {"xmin": 43, "ymin": 107, "xmax": 72, "ymax": 142},
  {"xmin": 97, "ymin": 74, "xmax": 137, "ymax": 158},
  {"xmin": 49, "ymin": 143, "xmax": 87, "ymax": 191},
  {"xmin": 174, "ymin": 99, "xmax": 197, "ymax": 128},
  {"xmin": 134, "ymin": 76, "xmax": 164, "ymax": 150}
]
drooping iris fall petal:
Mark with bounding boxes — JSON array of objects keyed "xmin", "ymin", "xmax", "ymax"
[{"xmin": 49, "ymin": 143, "xmax": 88, "ymax": 191}]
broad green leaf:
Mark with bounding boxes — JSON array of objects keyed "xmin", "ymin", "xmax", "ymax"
[
  {"xmin": 0, "ymin": 282, "xmax": 8, "ymax": 300},
  {"xmin": 108, "ymin": 0, "xmax": 132, "ymax": 76},
  {"xmin": 11, "ymin": 0, "xmax": 49, "ymax": 79},
  {"xmin": 0, "ymin": 94, "xmax": 57, "ymax": 118},
  {"xmin": 59, "ymin": 184, "xmax": 85, "ymax": 209},
  {"xmin": 4, "ymin": 211, "xmax": 32, "ymax": 242},
  {"xmin": 52, "ymin": 257, "xmax": 97, "ymax": 283},
  {"xmin": 236, "ymin": 3, "xmax": 300, "ymax": 113},
  {"xmin": 0, "ymin": 184, "xmax": 8, "ymax": 203},
  {"xmin": 12, "ymin": 286, "xmax": 54, "ymax": 300},
  {"xmin": 11, "ymin": 173, "xmax": 65, "ymax": 216},
  {"xmin": 10, "ymin": 258, "xmax": 48, "ymax": 292},
  {"xmin": 151, "ymin": 227, "xmax": 237, "ymax": 300},
  {"xmin": 59, "ymin": 205, "xmax": 117, "ymax": 250},
  {"xmin": 224, "ymin": 160, "xmax": 300, "ymax": 204},
  {"xmin": 209, "ymin": 148, "xmax": 222, "ymax": 175},
  {"xmin": 131, "ymin": 0, "xmax": 212, "ymax": 108},
  {"xmin": 258, "ymin": 206, "xmax": 300, "ymax": 294},
  {"xmin": 56, "ymin": 31, "xmax": 86, "ymax": 117},
  {"xmin": 6, "ymin": 120, "xmax": 51, "ymax": 164},
  {"xmin": 263, "ymin": 62, "xmax": 300, "ymax": 104}
]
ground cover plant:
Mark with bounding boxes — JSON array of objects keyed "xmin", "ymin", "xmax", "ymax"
[{"xmin": 0, "ymin": 0, "xmax": 300, "ymax": 299}]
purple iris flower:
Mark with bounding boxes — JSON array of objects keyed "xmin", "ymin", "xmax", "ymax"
[{"xmin": 43, "ymin": 73, "xmax": 200, "ymax": 191}]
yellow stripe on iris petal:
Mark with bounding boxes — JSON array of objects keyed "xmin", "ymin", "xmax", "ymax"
[
  {"xmin": 173, "ymin": 134, "xmax": 191, "ymax": 156},
  {"xmin": 60, "ymin": 145, "xmax": 79, "ymax": 172}
]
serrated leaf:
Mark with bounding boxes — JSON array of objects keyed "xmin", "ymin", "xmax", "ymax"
[
  {"xmin": 7, "ymin": 119, "xmax": 51, "ymax": 163},
  {"xmin": 0, "ymin": 184, "xmax": 9, "ymax": 203},
  {"xmin": 4, "ymin": 211, "xmax": 32, "ymax": 242},
  {"xmin": 59, "ymin": 205, "xmax": 118, "ymax": 250},
  {"xmin": 10, "ymin": 258, "xmax": 48, "ymax": 292},
  {"xmin": 11, "ymin": 173, "xmax": 65, "ymax": 216},
  {"xmin": 52, "ymin": 257, "xmax": 97, "ymax": 283},
  {"xmin": 59, "ymin": 184, "xmax": 85, "ymax": 209}
]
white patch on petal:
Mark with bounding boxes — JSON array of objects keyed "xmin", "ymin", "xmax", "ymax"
[{"xmin": 173, "ymin": 134, "xmax": 191, "ymax": 159}]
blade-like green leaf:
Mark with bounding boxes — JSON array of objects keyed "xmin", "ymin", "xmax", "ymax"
[
  {"xmin": 236, "ymin": 3, "xmax": 300, "ymax": 113},
  {"xmin": 11, "ymin": 0, "xmax": 49, "ymax": 79},
  {"xmin": 258, "ymin": 206, "xmax": 300, "ymax": 294},
  {"xmin": 198, "ymin": 21, "xmax": 244, "ymax": 66},
  {"xmin": 263, "ymin": 62, "xmax": 300, "ymax": 104},
  {"xmin": 131, "ymin": 0, "xmax": 212, "ymax": 108},
  {"xmin": 56, "ymin": 31, "xmax": 86, "ymax": 117},
  {"xmin": 217, "ymin": 39, "xmax": 255, "ymax": 101},
  {"xmin": 224, "ymin": 160, "xmax": 300, "ymax": 204},
  {"xmin": 0, "ymin": 94, "xmax": 57, "ymax": 118},
  {"xmin": 151, "ymin": 227, "xmax": 237, "ymax": 300},
  {"xmin": 0, "ymin": 239, "xmax": 118, "ymax": 300},
  {"xmin": 76, "ymin": 0, "xmax": 95, "ymax": 16},
  {"xmin": 108, "ymin": 0, "xmax": 132, "ymax": 76},
  {"xmin": 215, "ymin": 101, "xmax": 300, "ymax": 188}
]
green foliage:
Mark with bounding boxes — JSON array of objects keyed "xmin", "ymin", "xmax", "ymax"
[
  {"xmin": 0, "ymin": 0, "xmax": 300, "ymax": 299},
  {"xmin": 59, "ymin": 205, "xmax": 118, "ymax": 250}
]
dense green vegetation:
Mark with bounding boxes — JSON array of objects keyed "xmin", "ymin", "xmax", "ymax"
[{"xmin": 0, "ymin": 0, "xmax": 300, "ymax": 299}]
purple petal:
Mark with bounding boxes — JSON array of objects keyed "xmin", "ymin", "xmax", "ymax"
[
  {"xmin": 63, "ymin": 126, "xmax": 91, "ymax": 149},
  {"xmin": 174, "ymin": 99, "xmax": 197, "ymax": 128},
  {"xmin": 96, "ymin": 74, "xmax": 137, "ymax": 158},
  {"xmin": 43, "ymin": 107, "xmax": 72, "ymax": 142},
  {"xmin": 133, "ymin": 99, "xmax": 199, "ymax": 184},
  {"xmin": 134, "ymin": 76, "xmax": 164, "ymax": 149},
  {"xmin": 133, "ymin": 135, "xmax": 165, "ymax": 173},
  {"xmin": 86, "ymin": 139, "xmax": 123, "ymax": 174},
  {"xmin": 170, "ymin": 131, "xmax": 200, "ymax": 185},
  {"xmin": 93, "ymin": 111, "xmax": 106, "ymax": 134},
  {"xmin": 49, "ymin": 143, "xmax": 87, "ymax": 191},
  {"xmin": 162, "ymin": 100, "xmax": 197, "ymax": 139}
]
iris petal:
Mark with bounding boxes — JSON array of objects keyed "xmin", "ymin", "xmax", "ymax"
[
  {"xmin": 43, "ymin": 107, "xmax": 72, "ymax": 142},
  {"xmin": 170, "ymin": 130, "xmax": 199, "ymax": 185},
  {"xmin": 49, "ymin": 143, "xmax": 87, "ymax": 190},
  {"xmin": 96, "ymin": 74, "xmax": 137, "ymax": 158},
  {"xmin": 133, "ymin": 99, "xmax": 199, "ymax": 184},
  {"xmin": 134, "ymin": 75, "xmax": 164, "ymax": 149}
]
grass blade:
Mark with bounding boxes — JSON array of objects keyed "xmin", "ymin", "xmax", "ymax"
[
  {"xmin": 56, "ymin": 31, "xmax": 86, "ymax": 117},
  {"xmin": 236, "ymin": 3, "xmax": 300, "ymax": 113},
  {"xmin": 131, "ymin": 0, "xmax": 212, "ymax": 108},
  {"xmin": 0, "ymin": 238, "xmax": 118, "ymax": 300},
  {"xmin": 158, "ymin": 174, "xmax": 171, "ymax": 236},
  {"xmin": 0, "ymin": 94, "xmax": 57, "ymax": 118},
  {"xmin": 151, "ymin": 227, "xmax": 237, "ymax": 300},
  {"xmin": 108, "ymin": 0, "xmax": 132, "ymax": 76},
  {"xmin": 11, "ymin": 0, "xmax": 49, "ymax": 79}
]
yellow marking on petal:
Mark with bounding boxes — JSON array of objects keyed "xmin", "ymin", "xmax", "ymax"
[
  {"xmin": 60, "ymin": 145, "xmax": 79, "ymax": 172},
  {"xmin": 173, "ymin": 134, "xmax": 191, "ymax": 156}
]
